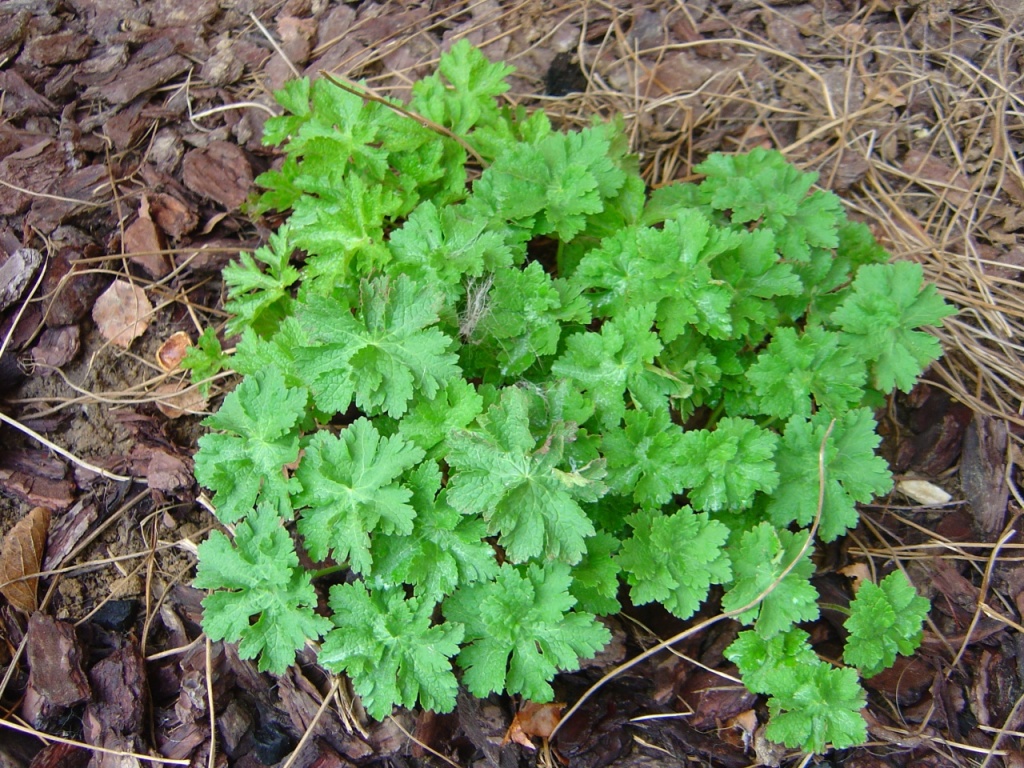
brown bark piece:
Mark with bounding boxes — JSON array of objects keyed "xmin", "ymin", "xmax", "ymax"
[
  {"xmin": 960, "ymin": 414, "xmax": 1009, "ymax": 540},
  {"xmin": 92, "ymin": 279, "xmax": 153, "ymax": 349},
  {"xmin": 103, "ymin": 100, "xmax": 148, "ymax": 152},
  {"xmin": 27, "ymin": 742, "xmax": 91, "ymax": 768},
  {"xmin": 0, "ymin": 506, "xmax": 50, "ymax": 614},
  {"xmin": 0, "ymin": 10, "xmax": 30, "ymax": 62},
  {"xmin": 0, "ymin": 139, "xmax": 65, "ymax": 215},
  {"xmin": 27, "ymin": 164, "xmax": 111, "ymax": 233},
  {"xmin": 124, "ymin": 198, "xmax": 171, "ymax": 278},
  {"xmin": 88, "ymin": 37, "xmax": 190, "ymax": 104},
  {"xmin": 30, "ymin": 325, "xmax": 81, "ymax": 374},
  {"xmin": 0, "ymin": 70, "xmax": 57, "ymax": 119},
  {"xmin": 182, "ymin": 141, "xmax": 253, "ymax": 210},
  {"xmin": 26, "ymin": 613, "xmax": 91, "ymax": 707},
  {"xmin": 43, "ymin": 501, "xmax": 98, "ymax": 571},
  {"xmin": 42, "ymin": 246, "xmax": 108, "ymax": 328},
  {"xmin": 0, "ymin": 247, "xmax": 43, "ymax": 312},
  {"xmin": 21, "ymin": 31, "xmax": 94, "ymax": 66},
  {"xmin": 124, "ymin": 215, "xmax": 168, "ymax": 277},
  {"xmin": 0, "ymin": 450, "xmax": 75, "ymax": 511},
  {"xmin": 149, "ymin": 191, "xmax": 198, "ymax": 239},
  {"xmin": 83, "ymin": 643, "xmax": 148, "ymax": 768},
  {"xmin": 146, "ymin": 450, "xmax": 192, "ymax": 493}
]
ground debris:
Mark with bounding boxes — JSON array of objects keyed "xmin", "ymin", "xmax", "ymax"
[
  {"xmin": 91, "ymin": 279, "xmax": 153, "ymax": 349},
  {"xmin": 24, "ymin": 613, "xmax": 91, "ymax": 724},
  {"xmin": 0, "ymin": 449, "xmax": 75, "ymax": 511},
  {"xmin": 30, "ymin": 324, "xmax": 81, "ymax": 375},
  {"xmin": 82, "ymin": 642, "xmax": 148, "ymax": 768},
  {"xmin": 0, "ymin": 505, "xmax": 49, "ymax": 614},
  {"xmin": 182, "ymin": 141, "xmax": 254, "ymax": 210}
]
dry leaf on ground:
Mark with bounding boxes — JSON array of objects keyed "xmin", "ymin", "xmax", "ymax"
[
  {"xmin": 0, "ymin": 505, "xmax": 50, "ymax": 613},
  {"xmin": 503, "ymin": 702, "xmax": 564, "ymax": 749},
  {"xmin": 156, "ymin": 331, "xmax": 192, "ymax": 372},
  {"xmin": 92, "ymin": 279, "xmax": 153, "ymax": 349}
]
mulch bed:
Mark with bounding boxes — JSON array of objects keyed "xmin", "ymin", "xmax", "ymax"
[{"xmin": 1, "ymin": 1, "xmax": 1023, "ymax": 767}]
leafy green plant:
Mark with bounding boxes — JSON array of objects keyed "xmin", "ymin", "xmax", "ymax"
[{"xmin": 187, "ymin": 40, "xmax": 948, "ymax": 754}]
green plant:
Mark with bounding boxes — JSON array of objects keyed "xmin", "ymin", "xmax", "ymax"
[{"xmin": 186, "ymin": 41, "xmax": 948, "ymax": 753}]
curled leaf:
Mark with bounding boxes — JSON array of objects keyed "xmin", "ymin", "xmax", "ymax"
[
  {"xmin": 0, "ymin": 506, "xmax": 51, "ymax": 614},
  {"xmin": 156, "ymin": 331, "xmax": 192, "ymax": 372}
]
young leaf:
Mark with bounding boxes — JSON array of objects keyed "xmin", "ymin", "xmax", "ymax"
[
  {"xmin": 371, "ymin": 462, "xmax": 498, "ymax": 600},
  {"xmin": 572, "ymin": 213, "xmax": 733, "ymax": 340},
  {"xmin": 321, "ymin": 583, "xmax": 464, "ymax": 720},
  {"xmin": 695, "ymin": 148, "xmax": 845, "ymax": 262},
  {"xmin": 443, "ymin": 562, "xmax": 610, "ymax": 701},
  {"xmin": 397, "ymin": 377, "xmax": 484, "ymax": 455},
  {"xmin": 181, "ymin": 327, "xmax": 225, "ymax": 397},
  {"xmin": 725, "ymin": 627, "xmax": 819, "ymax": 696},
  {"xmin": 765, "ymin": 663, "xmax": 867, "ymax": 753},
  {"xmin": 194, "ymin": 367, "xmax": 306, "ymax": 522},
  {"xmin": 569, "ymin": 531, "xmax": 622, "ymax": 615},
  {"xmin": 722, "ymin": 523, "xmax": 819, "ymax": 637},
  {"xmin": 294, "ymin": 419, "xmax": 424, "ymax": 573},
  {"xmin": 297, "ymin": 275, "xmax": 461, "ymax": 417},
  {"xmin": 410, "ymin": 37, "xmax": 516, "ymax": 136},
  {"xmin": 617, "ymin": 506, "xmax": 731, "ymax": 620},
  {"xmin": 465, "ymin": 261, "xmax": 590, "ymax": 377},
  {"xmin": 195, "ymin": 505, "xmax": 331, "ymax": 673},
  {"xmin": 831, "ymin": 261, "xmax": 955, "ymax": 392},
  {"xmin": 676, "ymin": 417, "xmax": 779, "ymax": 513},
  {"xmin": 551, "ymin": 303, "xmax": 666, "ymax": 429},
  {"xmin": 222, "ymin": 225, "xmax": 299, "ymax": 337},
  {"xmin": 387, "ymin": 200, "xmax": 514, "ymax": 302},
  {"xmin": 446, "ymin": 387, "xmax": 603, "ymax": 564},
  {"xmin": 843, "ymin": 571, "xmax": 929, "ymax": 677},
  {"xmin": 746, "ymin": 325, "xmax": 866, "ymax": 419},
  {"xmin": 602, "ymin": 408, "xmax": 689, "ymax": 509},
  {"xmin": 767, "ymin": 409, "xmax": 892, "ymax": 542},
  {"xmin": 469, "ymin": 128, "xmax": 627, "ymax": 241}
]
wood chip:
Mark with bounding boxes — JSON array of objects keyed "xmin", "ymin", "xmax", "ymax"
[
  {"xmin": 30, "ymin": 324, "xmax": 81, "ymax": 374},
  {"xmin": 0, "ymin": 506, "xmax": 50, "ymax": 614},
  {"xmin": 961, "ymin": 414, "xmax": 1009, "ymax": 540},
  {"xmin": 182, "ymin": 141, "xmax": 253, "ymax": 210},
  {"xmin": 0, "ymin": 247, "xmax": 43, "ymax": 312},
  {"xmin": 92, "ymin": 279, "xmax": 153, "ymax": 349},
  {"xmin": 0, "ymin": 450, "xmax": 75, "ymax": 511},
  {"xmin": 26, "ymin": 612, "xmax": 91, "ymax": 708},
  {"xmin": 149, "ymin": 191, "xmax": 198, "ymax": 239},
  {"xmin": 124, "ymin": 197, "xmax": 170, "ymax": 278},
  {"xmin": 89, "ymin": 37, "xmax": 189, "ymax": 104},
  {"xmin": 20, "ymin": 30, "xmax": 94, "ymax": 67}
]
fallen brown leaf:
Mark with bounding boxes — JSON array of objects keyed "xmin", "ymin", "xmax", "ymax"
[
  {"xmin": 154, "ymin": 381, "xmax": 209, "ymax": 418},
  {"xmin": 92, "ymin": 279, "xmax": 153, "ymax": 349},
  {"xmin": 0, "ymin": 505, "xmax": 51, "ymax": 614},
  {"xmin": 503, "ymin": 702, "xmax": 565, "ymax": 749}
]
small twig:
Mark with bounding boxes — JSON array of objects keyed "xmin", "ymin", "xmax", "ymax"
[
  {"xmin": 0, "ymin": 410, "xmax": 133, "ymax": 482},
  {"xmin": 249, "ymin": 12, "xmax": 302, "ymax": 80},
  {"xmin": 0, "ymin": 717, "xmax": 190, "ymax": 765}
]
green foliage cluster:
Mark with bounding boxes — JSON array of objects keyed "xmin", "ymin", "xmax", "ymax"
[{"xmin": 187, "ymin": 41, "xmax": 949, "ymax": 754}]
